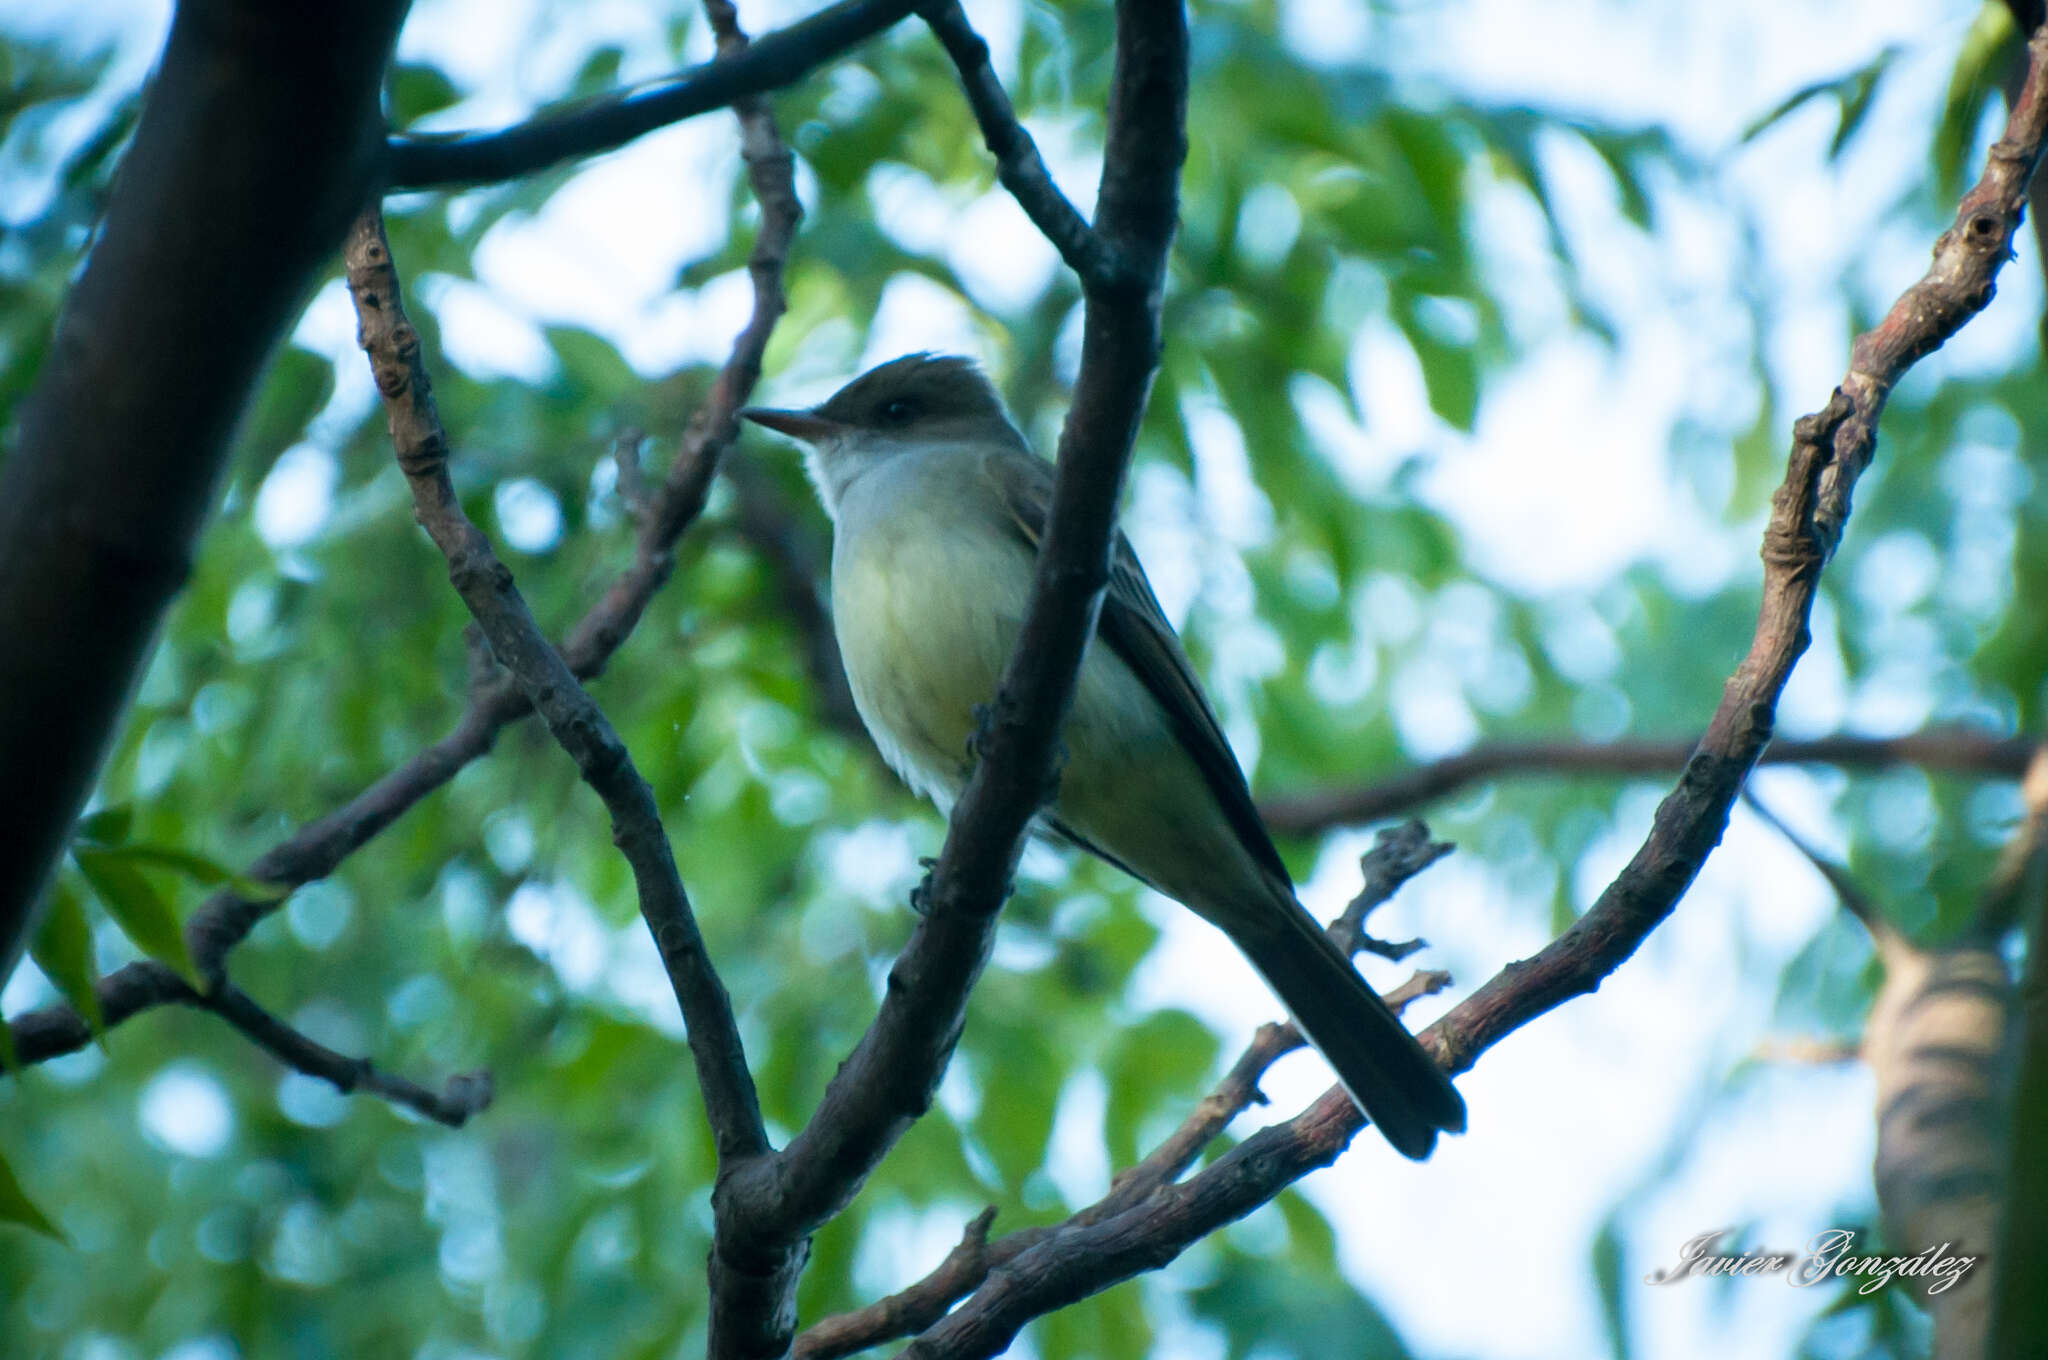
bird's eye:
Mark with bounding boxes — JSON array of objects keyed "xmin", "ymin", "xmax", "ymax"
[{"xmin": 879, "ymin": 397, "xmax": 918, "ymax": 424}]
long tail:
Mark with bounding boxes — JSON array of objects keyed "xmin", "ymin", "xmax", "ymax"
[{"xmin": 1231, "ymin": 903, "xmax": 1466, "ymax": 1160}]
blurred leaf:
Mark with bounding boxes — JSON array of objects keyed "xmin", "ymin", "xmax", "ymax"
[
  {"xmin": 0, "ymin": 1145, "xmax": 65, "ymax": 1243},
  {"xmin": 387, "ymin": 62, "xmax": 461, "ymax": 127},
  {"xmin": 1740, "ymin": 45, "xmax": 1901, "ymax": 161},
  {"xmin": 73, "ymin": 804, "xmax": 131, "ymax": 846},
  {"xmin": 113, "ymin": 843, "xmax": 236, "ymax": 887},
  {"xmin": 1934, "ymin": 3, "xmax": 2019, "ymax": 199},
  {"xmin": 71, "ymin": 847, "xmax": 198, "ymax": 987},
  {"xmin": 29, "ymin": 876, "xmax": 102, "ymax": 1040},
  {"xmin": 1189, "ymin": 1246, "xmax": 1414, "ymax": 1359},
  {"xmin": 1592, "ymin": 1214, "xmax": 1631, "ymax": 1360},
  {"xmin": 234, "ymin": 346, "xmax": 336, "ymax": 488}
]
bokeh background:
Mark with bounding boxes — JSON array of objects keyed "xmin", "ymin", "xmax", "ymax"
[{"xmin": 2, "ymin": 0, "xmax": 2042, "ymax": 1356}]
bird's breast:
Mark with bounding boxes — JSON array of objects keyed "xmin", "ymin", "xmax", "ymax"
[{"xmin": 830, "ymin": 491, "xmax": 1034, "ymax": 806}]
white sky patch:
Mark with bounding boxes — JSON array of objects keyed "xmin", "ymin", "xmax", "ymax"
[
  {"xmin": 417, "ymin": 273, "xmax": 556, "ymax": 382},
  {"xmin": 494, "ymin": 477, "xmax": 564, "ymax": 553},
  {"xmin": 505, "ymin": 880, "xmax": 609, "ymax": 992},
  {"xmin": 948, "ymin": 188, "xmax": 1062, "ymax": 314},
  {"xmin": 139, "ymin": 1064, "xmax": 234, "ymax": 1158},
  {"xmin": 253, "ymin": 445, "xmax": 338, "ymax": 549},
  {"xmin": 1043, "ymin": 1068, "xmax": 1112, "ymax": 1207},
  {"xmin": 466, "ymin": 120, "xmax": 739, "ymax": 373},
  {"xmin": 1420, "ymin": 340, "xmax": 1670, "ymax": 590},
  {"xmin": 859, "ymin": 273, "xmax": 992, "ymax": 369}
]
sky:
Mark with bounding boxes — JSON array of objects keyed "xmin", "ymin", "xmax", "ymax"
[{"xmin": 2, "ymin": 0, "xmax": 2027, "ymax": 1357}]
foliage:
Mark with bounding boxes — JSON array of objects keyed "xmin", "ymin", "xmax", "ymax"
[{"xmin": 0, "ymin": 1, "xmax": 2040, "ymax": 1357}]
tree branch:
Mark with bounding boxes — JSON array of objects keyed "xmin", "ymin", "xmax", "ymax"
[
  {"xmin": 917, "ymin": 0, "xmax": 1122, "ymax": 287},
  {"xmin": 344, "ymin": 206, "xmax": 769, "ymax": 1162},
  {"xmin": 206, "ymin": 983, "xmax": 494, "ymax": 1127},
  {"xmin": 885, "ymin": 22, "xmax": 2048, "ymax": 1357},
  {"xmin": 707, "ymin": 2, "xmax": 1189, "ymax": 1354},
  {"xmin": 4, "ymin": 960, "xmax": 490, "ymax": 1127},
  {"xmin": 793, "ymin": 823, "xmax": 1451, "ymax": 1360},
  {"xmin": 9, "ymin": 55, "xmax": 804, "ymax": 1081},
  {"xmin": 1259, "ymin": 729, "xmax": 2037, "ymax": 837},
  {"xmin": 0, "ymin": 0, "xmax": 408, "ymax": 977},
  {"xmin": 384, "ymin": 0, "xmax": 918, "ymax": 189}
]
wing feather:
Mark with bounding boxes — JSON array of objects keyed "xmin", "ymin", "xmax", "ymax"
[{"xmin": 982, "ymin": 452, "xmax": 1294, "ymax": 888}]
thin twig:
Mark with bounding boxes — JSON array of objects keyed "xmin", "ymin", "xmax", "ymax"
[
  {"xmin": 12, "ymin": 44, "xmax": 806, "ymax": 1076},
  {"xmin": 1260, "ymin": 729, "xmax": 2037, "ymax": 837},
  {"xmin": 792, "ymin": 824, "xmax": 1452, "ymax": 1358},
  {"xmin": 793, "ymin": 1208, "xmax": 1002, "ymax": 1360},
  {"xmin": 1739, "ymin": 787, "xmax": 1889, "ymax": 934},
  {"xmin": 3, "ymin": 959, "xmax": 488, "ymax": 1126},
  {"xmin": 344, "ymin": 207, "xmax": 769, "ymax": 1162},
  {"xmin": 207, "ymin": 984, "xmax": 493, "ymax": 1126},
  {"xmin": 918, "ymin": 0, "xmax": 1122, "ymax": 287},
  {"xmin": 385, "ymin": 0, "xmax": 918, "ymax": 189}
]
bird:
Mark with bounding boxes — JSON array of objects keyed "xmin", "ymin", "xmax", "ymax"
[{"xmin": 740, "ymin": 352, "xmax": 1465, "ymax": 1159}]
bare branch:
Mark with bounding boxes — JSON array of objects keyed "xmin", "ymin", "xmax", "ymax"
[
  {"xmin": 792, "ymin": 825, "xmax": 1452, "ymax": 1359},
  {"xmin": 793, "ymin": 1208, "xmax": 1003, "ymax": 1360},
  {"xmin": 1326, "ymin": 819, "xmax": 1451, "ymax": 960},
  {"xmin": 4, "ymin": 961, "xmax": 489, "ymax": 1127},
  {"xmin": 918, "ymin": 0, "xmax": 1122, "ymax": 287},
  {"xmin": 1738, "ymin": 787, "xmax": 1889, "ymax": 935},
  {"xmin": 14, "ymin": 46, "xmax": 806, "ymax": 1076},
  {"xmin": 385, "ymin": 0, "xmax": 918, "ymax": 189},
  {"xmin": 1259, "ymin": 729, "xmax": 2037, "ymax": 837},
  {"xmin": 710, "ymin": 3, "xmax": 1189, "ymax": 1353},
  {"xmin": 206, "ymin": 984, "xmax": 493, "ymax": 1127},
  {"xmin": 344, "ymin": 207, "xmax": 768, "ymax": 1162},
  {"xmin": 892, "ymin": 23, "xmax": 2048, "ymax": 1357}
]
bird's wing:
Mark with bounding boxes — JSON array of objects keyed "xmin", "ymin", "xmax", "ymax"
[{"xmin": 981, "ymin": 450, "xmax": 1293, "ymax": 889}]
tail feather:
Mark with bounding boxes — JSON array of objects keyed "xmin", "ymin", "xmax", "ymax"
[{"xmin": 1233, "ymin": 905, "xmax": 1465, "ymax": 1160}]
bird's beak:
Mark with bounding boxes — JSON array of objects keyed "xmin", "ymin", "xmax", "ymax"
[{"xmin": 739, "ymin": 407, "xmax": 841, "ymax": 442}]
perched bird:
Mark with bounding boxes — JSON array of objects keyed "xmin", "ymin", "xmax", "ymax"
[{"xmin": 741, "ymin": 354, "xmax": 1465, "ymax": 1158}]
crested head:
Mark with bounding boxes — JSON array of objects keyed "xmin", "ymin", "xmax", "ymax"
[
  {"xmin": 742, "ymin": 352, "xmax": 1030, "ymax": 516},
  {"xmin": 812, "ymin": 353, "xmax": 1012, "ymax": 433}
]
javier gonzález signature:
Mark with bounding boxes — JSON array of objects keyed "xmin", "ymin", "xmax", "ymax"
[{"xmin": 1646, "ymin": 1228, "xmax": 1980, "ymax": 1296}]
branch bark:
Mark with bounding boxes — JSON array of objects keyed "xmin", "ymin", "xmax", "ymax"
[
  {"xmin": 0, "ymin": 0, "xmax": 409, "ymax": 978},
  {"xmin": 5, "ymin": 959, "xmax": 489, "ymax": 1126},
  {"xmin": 384, "ymin": 0, "xmax": 917, "ymax": 188},
  {"xmin": 1260, "ymin": 729, "xmax": 2036, "ymax": 836},
  {"xmin": 793, "ymin": 823, "xmax": 1452, "ymax": 1360},
  {"xmin": 918, "ymin": 0, "xmax": 1122, "ymax": 286},
  {"xmin": 705, "ymin": 2, "xmax": 1189, "ymax": 1355},
  {"xmin": 344, "ymin": 207, "xmax": 768, "ymax": 1161},
  {"xmin": 878, "ymin": 22, "xmax": 2048, "ymax": 1356},
  {"xmin": 5, "ymin": 49, "xmax": 803, "ymax": 1094}
]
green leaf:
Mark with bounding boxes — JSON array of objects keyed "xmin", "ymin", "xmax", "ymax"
[
  {"xmin": 115, "ymin": 843, "xmax": 236, "ymax": 886},
  {"xmin": 71, "ymin": 847, "xmax": 199, "ymax": 987},
  {"xmin": 1738, "ymin": 45, "xmax": 1901, "ymax": 161},
  {"xmin": 29, "ymin": 876, "xmax": 102, "ymax": 1040},
  {"xmin": 0, "ymin": 1144, "xmax": 65, "ymax": 1243},
  {"xmin": 388, "ymin": 62, "xmax": 462, "ymax": 127},
  {"xmin": 1592, "ymin": 1214, "xmax": 1632, "ymax": 1360},
  {"xmin": 1934, "ymin": 3, "xmax": 2019, "ymax": 199},
  {"xmin": 74, "ymin": 804, "xmax": 132, "ymax": 846}
]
